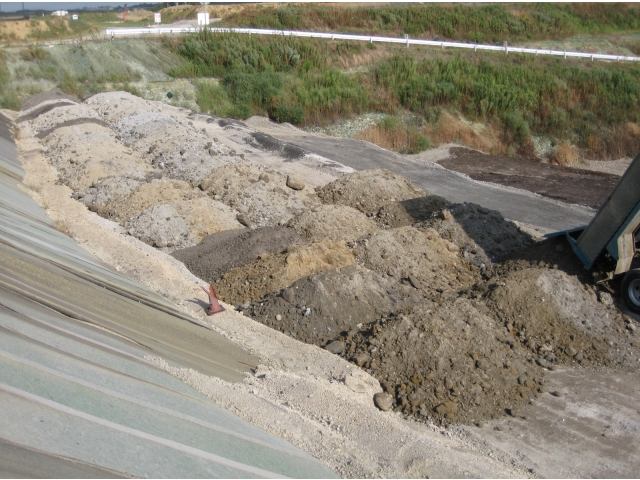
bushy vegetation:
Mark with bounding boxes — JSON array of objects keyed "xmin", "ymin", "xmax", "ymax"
[
  {"xmin": 222, "ymin": 3, "xmax": 640, "ymax": 44},
  {"xmin": 0, "ymin": 52, "xmax": 21, "ymax": 110},
  {"xmin": 165, "ymin": 30, "xmax": 369, "ymax": 124},
  {"xmin": 369, "ymin": 53, "xmax": 640, "ymax": 157},
  {"xmin": 163, "ymin": 26, "xmax": 640, "ymax": 158}
]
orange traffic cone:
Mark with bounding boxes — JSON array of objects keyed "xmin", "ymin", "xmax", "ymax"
[{"xmin": 200, "ymin": 284, "xmax": 226, "ymax": 315}]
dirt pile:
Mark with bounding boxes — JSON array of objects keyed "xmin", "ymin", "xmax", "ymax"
[
  {"xmin": 172, "ymin": 226, "xmax": 307, "ymax": 284},
  {"xmin": 419, "ymin": 202, "xmax": 535, "ymax": 266},
  {"xmin": 40, "ymin": 121, "xmax": 152, "ymax": 191},
  {"xmin": 354, "ymin": 226, "xmax": 479, "ymax": 297},
  {"xmin": 288, "ymin": 204, "xmax": 378, "ymax": 242},
  {"xmin": 376, "ymin": 195, "xmax": 451, "ymax": 228},
  {"xmin": 245, "ymin": 264, "xmax": 424, "ymax": 347},
  {"xmin": 343, "ymin": 298, "xmax": 545, "ymax": 425},
  {"xmin": 114, "ymin": 110, "xmax": 241, "ymax": 186},
  {"xmin": 215, "ymin": 239, "xmax": 357, "ymax": 305},
  {"xmin": 199, "ymin": 162, "xmax": 321, "ymax": 228},
  {"xmin": 317, "ymin": 168, "xmax": 424, "ymax": 214}
]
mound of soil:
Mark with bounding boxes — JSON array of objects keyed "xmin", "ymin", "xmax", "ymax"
[
  {"xmin": 245, "ymin": 264, "xmax": 424, "ymax": 347},
  {"xmin": 317, "ymin": 168, "xmax": 424, "ymax": 214},
  {"xmin": 376, "ymin": 195, "xmax": 451, "ymax": 229},
  {"xmin": 74, "ymin": 174, "xmax": 147, "ymax": 212},
  {"xmin": 288, "ymin": 204, "xmax": 377, "ymax": 243},
  {"xmin": 124, "ymin": 203, "xmax": 194, "ymax": 251},
  {"xmin": 42, "ymin": 122, "xmax": 151, "ymax": 191},
  {"xmin": 343, "ymin": 297, "xmax": 545, "ymax": 425},
  {"xmin": 171, "ymin": 226, "xmax": 307, "ymax": 284},
  {"xmin": 419, "ymin": 202, "xmax": 535, "ymax": 266},
  {"xmin": 215, "ymin": 239, "xmax": 356, "ymax": 305},
  {"xmin": 200, "ymin": 163, "xmax": 321, "ymax": 228},
  {"xmin": 354, "ymin": 226, "xmax": 479, "ymax": 297},
  {"xmin": 103, "ymin": 179, "xmax": 208, "ymax": 222},
  {"xmin": 122, "ymin": 198, "xmax": 240, "ymax": 252},
  {"xmin": 113, "ymin": 110, "xmax": 240, "ymax": 185}
]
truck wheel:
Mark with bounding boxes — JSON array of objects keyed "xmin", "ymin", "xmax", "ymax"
[{"xmin": 622, "ymin": 269, "xmax": 640, "ymax": 314}]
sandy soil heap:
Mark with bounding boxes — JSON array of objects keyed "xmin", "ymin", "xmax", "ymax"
[{"xmin": 317, "ymin": 168, "xmax": 424, "ymax": 214}]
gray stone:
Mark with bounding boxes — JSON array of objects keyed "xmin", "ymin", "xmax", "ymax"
[
  {"xmin": 374, "ymin": 392, "xmax": 394, "ymax": 411},
  {"xmin": 573, "ymin": 352, "xmax": 584, "ymax": 361},
  {"xmin": 236, "ymin": 213, "xmax": 253, "ymax": 228},
  {"xmin": 325, "ymin": 340, "xmax": 345, "ymax": 355},
  {"xmin": 259, "ymin": 173, "xmax": 270, "ymax": 183},
  {"xmin": 598, "ymin": 291, "xmax": 613, "ymax": 305},
  {"xmin": 286, "ymin": 175, "xmax": 305, "ymax": 191},
  {"xmin": 281, "ymin": 288, "xmax": 296, "ymax": 304}
]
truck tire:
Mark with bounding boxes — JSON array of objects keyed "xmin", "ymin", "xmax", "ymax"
[{"xmin": 622, "ymin": 269, "xmax": 640, "ymax": 314}]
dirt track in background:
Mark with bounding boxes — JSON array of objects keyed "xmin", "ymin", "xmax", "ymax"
[{"xmin": 440, "ymin": 147, "xmax": 621, "ymax": 210}]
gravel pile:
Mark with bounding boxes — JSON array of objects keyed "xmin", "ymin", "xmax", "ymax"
[{"xmin": 305, "ymin": 113, "xmax": 387, "ymax": 139}]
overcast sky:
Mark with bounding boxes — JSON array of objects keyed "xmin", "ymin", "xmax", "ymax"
[{"xmin": 1, "ymin": 2, "xmax": 142, "ymax": 12}]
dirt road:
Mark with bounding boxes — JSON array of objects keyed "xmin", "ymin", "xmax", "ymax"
[{"xmin": 243, "ymin": 118, "xmax": 595, "ymax": 233}]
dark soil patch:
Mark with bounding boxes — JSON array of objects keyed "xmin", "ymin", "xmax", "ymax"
[
  {"xmin": 171, "ymin": 226, "xmax": 306, "ymax": 283},
  {"xmin": 439, "ymin": 147, "xmax": 620, "ymax": 209}
]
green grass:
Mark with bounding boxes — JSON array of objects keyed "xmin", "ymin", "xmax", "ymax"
[
  {"xmin": 222, "ymin": 3, "xmax": 640, "ymax": 44},
  {"xmin": 166, "ymin": 30, "xmax": 369, "ymax": 124}
]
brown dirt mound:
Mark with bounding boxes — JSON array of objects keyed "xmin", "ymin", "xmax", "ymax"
[
  {"xmin": 418, "ymin": 202, "xmax": 535, "ymax": 266},
  {"xmin": 376, "ymin": 195, "xmax": 451, "ymax": 229},
  {"xmin": 171, "ymin": 226, "xmax": 307, "ymax": 284},
  {"xmin": 245, "ymin": 264, "xmax": 424, "ymax": 347},
  {"xmin": 215, "ymin": 239, "xmax": 356, "ymax": 305},
  {"xmin": 363, "ymin": 262, "xmax": 640, "ymax": 426},
  {"xmin": 200, "ymin": 162, "xmax": 321, "ymax": 228},
  {"xmin": 287, "ymin": 204, "xmax": 377, "ymax": 243},
  {"xmin": 103, "ymin": 179, "xmax": 210, "ymax": 222},
  {"xmin": 317, "ymin": 168, "xmax": 424, "ymax": 214},
  {"xmin": 343, "ymin": 298, "xmax": 545, "ymax": 425},
  {"xmin": 354, "ymin": 226, "xmax": 479, "ymax": 297}
]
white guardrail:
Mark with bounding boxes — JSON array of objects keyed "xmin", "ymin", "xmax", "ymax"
[{"xmin": 105, "ymin": 26, "xmax": 640, "ymax": 63}]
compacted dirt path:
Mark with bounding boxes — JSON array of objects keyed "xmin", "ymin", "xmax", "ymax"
[{"xmin": 244, "ymin": 117, "xmax": 595, "ymax": 233}]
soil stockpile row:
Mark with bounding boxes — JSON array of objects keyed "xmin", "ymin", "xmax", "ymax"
[
  {"xmin": 172, "ymin": 226, "xmax": 307, "ymax": 284},
  {"xmin": 23, "ymin": 90, "xmax": 639, "ymax": 429}
]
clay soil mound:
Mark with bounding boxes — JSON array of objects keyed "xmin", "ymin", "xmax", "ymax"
[
  {"xmin": 288, "ymin": 204, "xmax": 377, "ymax": 243},
  {"xmin": 245, "ymin": 264, "xmax": 424, "ymax": 347},
  {"xmin": 343, "ymin": 298, "xmax": 545, "ymax": 425},
  {"xmin": 200, "ymin": 163, "xmax": 321, "ymax": 228},
  {"xmin": 419, "ymin": 202, "xmax": 535, "ymax": 266},
  {"xmin": 376, "ymin": 195, "xmax": 451, "ymax": 229},
  {"xmin": 215, "ymin": 239, "xmax": 356, "ymax": 305},
  {"xmin": 172, "ymin": 226, "xmax": 307, "ymax": 284},
  {"xmin": 317, "ymin": 168, "xmax": 424, "ymax": 214},
  {"xmin": 354, "ymin": 226, "xmax": 479, "ymax": 297}
]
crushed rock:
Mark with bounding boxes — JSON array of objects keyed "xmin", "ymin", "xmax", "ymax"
[
  {"xmin": 288, "ymin": 204, "xmax": 378, "ymax": 243},
  {"xmin": 216, "ymin": 239, "xmax": 356, "ymax": 305},
  {"xmin": 199, "ymin": 162, "xmax": 321, "ymax": 228},
  {"xmin": 172, "ymin": 226, "xmax": 307, "ymax": 284},
  {"xmin": 245, "ymin": 264, "xmax": 424, "ymax": 347},
  {"xmin": 317, "ymin": 168, "xmax": 424, "ymax": 214}
]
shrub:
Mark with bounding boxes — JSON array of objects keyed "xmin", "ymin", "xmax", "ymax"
[
  {"xmin": 270, "ymin": 104, "xmax": 305, "ymax": 125},
  {"xmin": 19, "ymin": 46, "xmax": 49, "ymax": 61}
]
